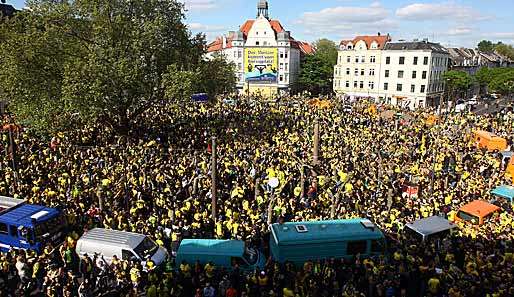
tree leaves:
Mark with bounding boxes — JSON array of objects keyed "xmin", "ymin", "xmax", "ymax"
[
  {"xmin": 0, "ymin": 0, "xmax": 236, "ymax": 136},
  {"xmin": 297, "ymin": 39, "xmax": 338, "ymax": 96}
]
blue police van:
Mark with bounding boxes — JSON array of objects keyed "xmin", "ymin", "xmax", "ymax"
[{"xmin": 0, "ymin": 196, "xmax": 66, "ymax": 253}]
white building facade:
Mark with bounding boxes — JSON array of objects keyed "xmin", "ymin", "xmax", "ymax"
[
  {"xmin": 206, "ymin": 0, "xmax": 312, "ymax": 96},
  {"xmin": 333, "ymin": 34, "xmax": 390, "ymax": 101},
  {"xmin": 334, "ymin": 36, "xmax": 450, "ymax": 109}
]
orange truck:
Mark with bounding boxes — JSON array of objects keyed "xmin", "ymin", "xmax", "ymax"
[
  {"xmin": 453, "ymin": 200, "xmax": 501, "ymax": 225},
  {"xmin": 473, "ymin": 130, "xmax": 507, "ymax": 152}
]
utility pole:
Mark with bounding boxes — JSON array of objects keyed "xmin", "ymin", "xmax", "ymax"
[
  {"xmin": 300, "ymin": 165, "xmax": 305, "ymax": 199},
  {"xmin": 8, "ymin": 126, "xmax": 18, "ymax": 189},
  {"xmin": 313, "ymin": 119, "xmax": 320, "ymax": 165},
  {"xmin": 211, "ymin": 136, "xmax": 217, "ymax": 222},
  {"xmin": 312, "ymin": 119, "xmax": 320, "ymax": 188}
]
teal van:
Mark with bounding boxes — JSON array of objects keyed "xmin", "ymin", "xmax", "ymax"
[
  {"xmin": 269, "ymin": 219, "xmax": 386, "ymax": 265},
  {"xmin": 175, "ymin": 239, "xmax": 266, "ymax": 271}
]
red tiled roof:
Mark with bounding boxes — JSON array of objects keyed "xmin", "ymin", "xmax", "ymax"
[
  {"xmin": 292, "ymin": 40, "xmax": 315, "ymax": 55},
  {"xmin": 207, "ymin": 18, "xmax": 313, "ymax": 54},
  {"xmin": 206, "ymin": 36, "xmax": 233, "ymax": 52},
  {"xmin": 239, "ymin": 19, "xmax": 285, "ymax": 38},
  {"xmin": 340, "ymin": 35, "xmax": 391, "ymax": 49}
]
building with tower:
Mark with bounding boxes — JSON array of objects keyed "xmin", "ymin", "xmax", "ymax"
[{"xmin": 206, "ymin": 0, "xmax": 314, "ymax": 96}]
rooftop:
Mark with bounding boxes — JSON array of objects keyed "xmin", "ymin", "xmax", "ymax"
[
  {"xmin": 0, "ymin": 204, "xmax": 59, "ymax": 227},
  {"xmin": 340, "ymin": 34, "xmax": 391, "ymax": 50},
  {"xmin": 270, "ymin": 219, "xmax": 384, "ymax": 246},
  {"xmin": 177, "ymin": 239, "xmax": 244, "ymax": 256},
  {"xmin": 79, "ymin": 228, "xmax": 146, "ymax": 249},
  {"xmin": 0, "ymin": 2, "xmax": 16, "ymax": 18},
  {"xmin": 459, "ymin": 200, "xmax": 501, "ymax": 217},
  {"xmin": 384, "ymin": 41, "xmax": 448, "ymax": 54},
  {"xmin": 491, "ymin": 185, "xmax": 514, "ymax": 200},
  {"xmin": 406, "ymin": 216, "xmax": 457, "ymax": 236}
]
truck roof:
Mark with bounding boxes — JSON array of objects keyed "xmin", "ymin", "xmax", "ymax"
[
  {"xmin": 78, "ymin": 228, "xmax": 146, "ymax": 250},
  {"xmin": 0, "ymin": 204, "xmax": 60, "ymax": 227},
  {"xmin": 0, "ymin": 196, "xmax": 25, "ymax": 214},
  {"xmin": 177, "ymin": 239, "xmax": 244, "ymax": 256},
  {"xmin": 406, "ymin": 216, "xmax": 457, "ymax": 237},
  {"xmin": 491, "ymin": 185, "xmax": 514, "ymax": 202},
  {"xmin": 270, "ymin": 219, "xmax": 384, "ymax": 246},
  {"xmin": 459, "ymin": 200, "xmax": 501, "ymax": 218}
]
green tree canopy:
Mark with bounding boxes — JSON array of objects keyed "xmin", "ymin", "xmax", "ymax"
[
  {"xmin": 477, "ymin": 40, "xmax": 495, "ymax": 52},
  {"xmin": 297, "ymin": 38, "xmax": 338, "ymax": 96},
  {"xmin": 488, "ymin": 68, "xmax": 514, "ymax": 96},
  {"xmin": 443, "ymin": 70, "xmax": 472, "ymax": 92},
  {"xmin": 0, "ymin": 0, "xmax": 235, "ymax": 135},
  {"xmin": 494, "ymin": 43, "xmax": 514, "ymax": 61}
]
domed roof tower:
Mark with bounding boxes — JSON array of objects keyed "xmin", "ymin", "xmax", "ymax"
[{"xmin": 257, "ymin": 0, "xmax": 269, "ymax": 19}]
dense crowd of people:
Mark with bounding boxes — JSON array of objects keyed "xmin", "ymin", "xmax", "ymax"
[{"xmin": 0, "ymin": 97, "xmax": 513, "ymax": 297}]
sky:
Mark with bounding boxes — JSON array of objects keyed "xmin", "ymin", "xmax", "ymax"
[{"xmin": 8, "ymin": 0, "xmax": 514, "ymax": 48}]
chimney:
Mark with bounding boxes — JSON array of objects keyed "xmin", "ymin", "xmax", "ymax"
[{"xmin": 378, "ymin": 32, "xmax": 381, "ymax": 36}]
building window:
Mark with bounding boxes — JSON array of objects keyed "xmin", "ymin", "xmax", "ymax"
[
  {"xmin": 422, "ymin": 71, "xmax": 427, "ymax": 79},
  {"xmin": 361, "ymin": 56, "xmax": 365, "ymax": 63},
  {"xmin": 238, "ymin": 50, "xmax": 242, "ymax": 58},
  {"xmin": 345, "ymin": 81, "xmax": 350, "ymax": 88},
  {"xmin": 423, "ymin": 57, "xmax": 429, "ymax": 65},
  {"xmin": 346, "ymin": 68, "xmax": 350, "ymax": 75},
  {"xmin": 263, "ymin": 41, "xmax": 268, "ymax": 46},
  {"xmin": 255, "ymin": 41, "xmax": 260, "ymax": 46},
  {"xmin": 398, "ymin": 70, "xmax": 404, "ymax": 78},
  {"xmin": 238, "ymin": 63, "xmax": 242, "ymax": 70},
  {"xmin": 360, "ymin": 69, "xmax": 365, "ymax": 76},
  {"xmin": 279, "ymin": 75, "xmax": 283, "ymax": 82},
  {"xmin": 360, "ymin": 81, "xmax": 364, "ymax": 89},
  {"xmin": 386, "ymin": 57, "xmax": 390, "ymax": 64},
  {"xmin": 384, "ymin": 83, "xmax": 388, "ymax": 90},
  {"xmin": 369, "ymin": 82, "xmax": 375, "ymax": 89},
  {"xmin": 399, "ymin": 57, "xmax": 405, "ymax": 64},
  {"xmin": 355, "ymin": 56, "xmax": 359, "ymax": 63},
  {"xmin": 285, "ymin": 51, "xmax": 288, "ymax": 58},
  {"xmin": 411, "ymin": 84, "xmax": 415, "ymax": 93},
  {"xmin": 369, "ymin": 69, "xmax": 375, "ymax": 76},
  {"xmin": 347, "ymin": 56, "xmax": 351, "ymax": 62},
  {"xmin": 355, "ymin": 69, "xmax": 359, "ymax": 76},
  {"xmin": 412, "ymin": 71, "xmax": 417, "ymax": 79},
  {"xmin": 285, "ymin": 63, "xmax": 288, "ymax": 71},
  {"xmin": 280, "ymin": 52, "xmax": 284, "ymax": 58},
  {"xmin": 280, "ymin": 63, "xmax": 284, "ymax": 70},
  {"xmin": 285, "ymin": 73, "xmax": 288, "ymax": 82},
  {"xmin": 385, "ymin": 70, "xmax": 389, "ymax": 78},
  {"xmin": 413, "ymin": 57, "xmax": 418, "ymax": 65},
  {"xmin": 397, "ymin": 84, "xmax": 402, "ymax": 91},
  {"xmin": 370, "ymin": 56, "xmax": 376, "ymax": 63},
  {"xmin": 354, "ymin": 81, "xmax": 358, "ymax": 88},
  {"xmin": 420, "ymin": 85, "xmax": 426, "ymax": 93}
]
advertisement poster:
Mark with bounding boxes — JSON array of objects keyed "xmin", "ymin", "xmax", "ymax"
[{"xmin": 244, "ymin": 48, "xmax": 278, "ymax": 82}]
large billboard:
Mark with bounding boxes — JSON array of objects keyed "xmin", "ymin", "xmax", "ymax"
[{"xmin": 244, "ymin": 48, "xmax": 278, "ymax": 83}]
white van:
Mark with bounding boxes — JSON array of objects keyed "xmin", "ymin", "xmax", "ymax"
[{"xmin": 76, "ymin": 228, "xmax": 168, "ymax": 265}]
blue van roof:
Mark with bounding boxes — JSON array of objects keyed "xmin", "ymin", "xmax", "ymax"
[
  {"xmin": 0, "ymin": 204, "xmax": 59, "ymax": 227},
  {"xmin": 177, "ymin": 239, "xmax": 245, "ymax": 257},
  {"xmin": 491, "ymin": 185, "xmax": 514, "ymax": 202},
  {"xmin": 270, "ymin": 219, "xmax": 384, "ymax": 246}
]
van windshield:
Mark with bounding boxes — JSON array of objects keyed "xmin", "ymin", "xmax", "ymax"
[
  {"xmin": 457, "ymin": 211, "xmax": 479, "ymax": 224},
  {"xmin": 34, "ymin": 215, "xmax": 65, "ymax": 242},
  {"xmin": 242, "ymin": 247, "xmax": 258, "ymax": 265},
  {"xmin": 134, "ymin": 237, "xmax": 158, "ymax": 259}
]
